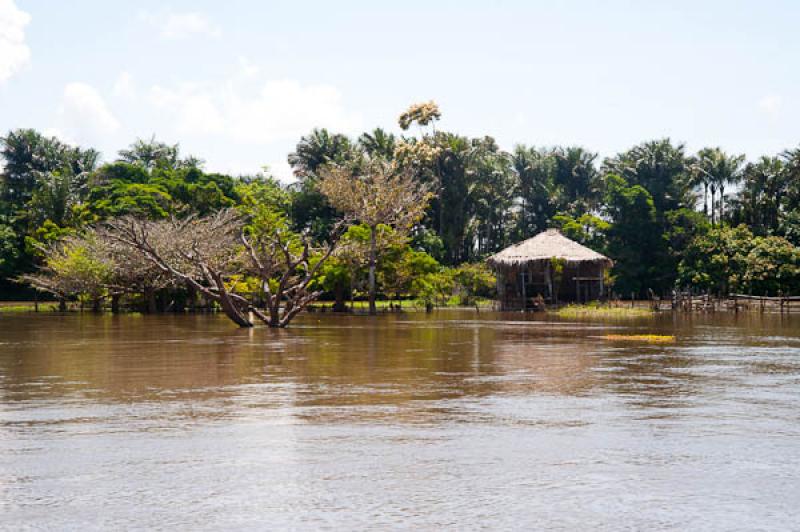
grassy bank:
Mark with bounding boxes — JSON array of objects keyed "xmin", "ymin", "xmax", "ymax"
[
  {"xmin": 554, "ymin": 303, "xmax": 654, "ymax": 319},
  {"xmin": 0, "ymin": 301, "xmax": 58, "ymax": 313}
]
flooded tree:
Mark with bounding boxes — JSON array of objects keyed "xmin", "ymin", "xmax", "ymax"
[
  {"xmin": 102, "ymin": 209, "xmax": 342, "ymax": 328},
  {"xmin": 20, "ymin": 233, "xmax": 112, "ymax": 312},
  {"xmin": 319, "ymin": 157, "xmax": 432, "ymax": 315}
]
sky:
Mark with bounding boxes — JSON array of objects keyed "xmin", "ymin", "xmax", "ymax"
[{"xmin": 0, "ymin": 0, "xmax": 798, "ymax": 181}]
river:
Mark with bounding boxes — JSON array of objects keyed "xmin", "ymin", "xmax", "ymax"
[{"xmin": 1, "ymin": 310, "xmax": 799, "ymax": 530}]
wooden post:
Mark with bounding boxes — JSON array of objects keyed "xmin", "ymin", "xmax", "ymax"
[
  {"xmin": 599, "ymin": 272, "xmax": 605, "ymax": 301},
  {"xmin": 546, "ymin": 262, "xmax": 553, "ymax": 302},
  {"xmin": 520, "ymin": 269, "xmax": 527, "ymax": 312}
]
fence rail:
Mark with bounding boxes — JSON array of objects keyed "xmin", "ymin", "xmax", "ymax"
[{"xmin": 665, "ymin": 292, "xmax": 800, "ymax": 313}]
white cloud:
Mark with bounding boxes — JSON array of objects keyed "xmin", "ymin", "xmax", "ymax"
[
  {"xmin": 142, "ymin": 10, "xmax": 221, "ymax": 40},
  {"xmin": 237, "ymin": 56, "xmax": 260, "ymax": 78},
  {"xmin": 757, "ymin": 94, "xmax": 782, "ymax": 117},
  {"xmin": 112, "ymin": 71, "xmax": 136, "ymax": 100},
  {"xmin": 56, "ymin": 82, "xmax": 120, "ymax": 144},
  {"xmin": 0, "ymin": 0, "xmax": 31, "ymax": 83},
  {"xmin": 147, "ymin": 78, "xmax": 362, "ymax": 144},
  {"xmin": 43, "ymin": 127, "xmax": 75, "ymax": 145}
]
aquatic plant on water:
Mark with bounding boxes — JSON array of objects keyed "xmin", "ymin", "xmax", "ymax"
[
  {"xmin": 602, "ymin": 334, "xmax": 675, "ymax": 343},
  {"xmin": 555, "ymin": 303, "xmax": 653, "ymax": 319}
]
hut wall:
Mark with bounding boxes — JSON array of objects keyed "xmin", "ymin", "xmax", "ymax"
[{"xmin": 495, "ymin": 260, "xmax": 607, "ymax": 310}]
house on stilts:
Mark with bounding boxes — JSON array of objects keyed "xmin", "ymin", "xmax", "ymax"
[{"xmin": 487, "ymin": 229, "xmax": 613, "ymax": 310}]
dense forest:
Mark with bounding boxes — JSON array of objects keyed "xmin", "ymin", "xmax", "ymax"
[{"xmin": 3, "ymin": 102, "xmax": 800, "ymax": 314}]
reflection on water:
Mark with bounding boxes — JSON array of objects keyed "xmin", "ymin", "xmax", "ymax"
[{"xmin": 2, "ymin": 311, "xmax": 800, "ymax": 529}]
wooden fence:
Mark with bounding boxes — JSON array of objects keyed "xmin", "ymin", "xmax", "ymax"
[{"xmin": 667, "ymin": 292, "xmax": 800, "ymax": 313}]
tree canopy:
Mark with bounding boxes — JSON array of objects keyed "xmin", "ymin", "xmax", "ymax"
[{"xmin": 5, "ymin": 100, "xmax": 800, "ymax": 313}]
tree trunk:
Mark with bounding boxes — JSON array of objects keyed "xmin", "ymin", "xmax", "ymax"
[
  {"xmin": 268, "ymin": 300, "xmax": 281, "ymax": 326},
  {"xmin": 187, "ymin": 284, "xmax": 197, "ymax": 312},
  {"xmin": 145, "ymin": 288, "xmax": 157, "ymax": 314},
  {"xmin": 333, "ymin": 283, "xmax": 347, "ymax": 312},
  {"xmin": 111, "ymin": 294, "xmax": 120, "ymax": 314},
  {"xmin": 92, "ymin": 297, "xmax": 102, "ymax": 313},
  {"xmin": 218, "ymin": 292, "xmax": 253, "ymax": 328},
  {"xmin": 710, "ymin": 187, "xmax": 716, "ymax": 225},
  {"xmin": 58, "ymin": 298, "xmax": 67, "ymax": 312},
  {"xmin": 368, "ymin": 225, "xmax": 377, "ymax": 316}
]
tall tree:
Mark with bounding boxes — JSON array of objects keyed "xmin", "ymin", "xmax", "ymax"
[
  {"xmin": 729, "ymin": 156, "xmax": 787, "ymax": 234},
  {"xmin": 690, "ymin": 148, "xmax": 744, "ymax": 224},
  {"xmin": 117, "ymin": 136, "xmax": 201, "ymax": 172},
  {"xmin": 603, "ymin": 139, "xmax": 691, "ymax": 213},
  {"xmin": 465, "ymin": 137, "xmax": 514, "ymax": 256},
  {"xmin": 358, "ymin": 128, "xmax": 397, "ymax": 159},
  {"xmin": 603, "ymin": 174, "xmax": 662, "ymax": 296},
  {"xmin": 287, "ymin": 128, "xmax": 354, "ymax": 237},
  {"xmin": 552, "ymin": 146, "xmax": 599, "ymax": 215},
  {"xmin": 511, "ymin": 145, "xmax": 556, "ymax": 239},
  {"xmin": 319, "ymin": 157, "xmax": 432, "ymax": 314}
]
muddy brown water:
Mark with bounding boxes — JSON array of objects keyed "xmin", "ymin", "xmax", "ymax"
[{"xmin": 1, "ymin": 310, "xmax": 799, "ymax": 530}]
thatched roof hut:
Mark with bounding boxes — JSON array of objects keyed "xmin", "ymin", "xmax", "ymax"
[{"xmin": 487, "ymin": 229, "xmax": 613, "ymax": 309}]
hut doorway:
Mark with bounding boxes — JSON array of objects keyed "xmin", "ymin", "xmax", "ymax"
[{"xmin": 520, "ymin": 269, "xmax": 550, "ymax": 308}]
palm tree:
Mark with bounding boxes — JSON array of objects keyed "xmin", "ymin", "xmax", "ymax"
[
  {"xmin": 691, "ymin": 148, "xmax": 744, "ymax": 224},
  {"xmin": 118, "ymin": 136, "xmax": 181, "ymax": 171},
  {"xmin": 780, "ymin": 145, "xmax": 800, "ymax": 212},
  {"xmin": 603, "ymin": 139, "xmax": 690, "ymax": 213},
  {"xmin": 730, "ymin": 157, "xmax": 785, "ymax": 233},
  {"xmin": 287, "ymin": 128, "xmax": 352, "ymax": 179},
  {"xmin": 552, "ymin": 146, "xmax": 599, "ymax": 215},
  {"xmin": 358, "ymin": 128, "xmax": 396, "ymax": 159},
  {"xmin": 511, "ymin": 145, "xmax": 556, "ymax": 237},
  {"xmin": 717, "ymin": 152, "xmax": 745, "ymax": 222},
  {"xmin": 688, "ymin": 155, "xmax": 710, "ymax": 217}
]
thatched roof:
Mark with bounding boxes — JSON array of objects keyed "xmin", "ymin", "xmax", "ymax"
[{"xmin": 487, "ymin": 229, "xmax": 613, "ymax": 267}]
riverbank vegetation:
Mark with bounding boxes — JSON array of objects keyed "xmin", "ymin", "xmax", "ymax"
[{"xmin": 3, "ymin": 101, "xmax": 800, "ymax": 325}]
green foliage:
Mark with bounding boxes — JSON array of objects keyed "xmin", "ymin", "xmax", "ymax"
[
  {"xmin": 25, "ymin": 220, "xmax": 74, "ymax": 257},
  {"xmin": 27, "ymin": 234, "xmax": 113, "ymax": 302},
  {"xmin": 676, "ymin": 225, "xmax": 800, "ymax": 296},
  {"xmin": 603, "ymin": 138, "xmax": 691, "ymax": 213},
  {"xmin": 4, "ymin": 120, "xmax": 800, "ymax": 304},
  {"xmin": 512, "ymin": 145, "xmax": 556, "ymax": 238},
  {"xmin": 237, "ymin": 177, "xmax": 291, "ymax": 232},
  {"xmin": 552, "ymin": 213, "xmax": 609, "ymax": 251},
  {"xmin": 451, "ymin": 262, "xmax": 496, "ymax": 303},
  {"xmin": 411, "ymin": 270, "xmax": 454, "ymax": 309},
  {"xmin": 410, "ymin": 226, "xmax": 445, "ymax": 262},
  {"xmin": 743, "ymin": 236, "xmax": 800, "ymax": 295},
  {"xmin": 603, "ymin": 174, "xmax": 664, "ymax": 296},
  {"xmin": 552, "ymin": 146, "xmax": 600, "ymax": 215},
  {"xmin": 0, "ymin": 218, "xmax": 20, "ymax": 278},
  {"xmin": 91, "ymin": 181, "xmax": 174, "ymax": 219},
  {"xmin": 88, "ymin": 161, "xmax": 242, "ymax": 220}
]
